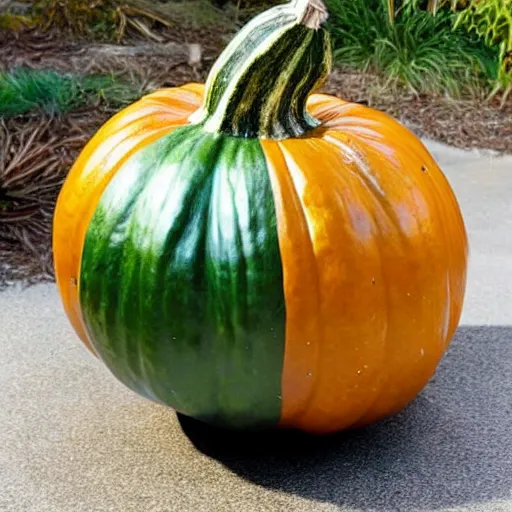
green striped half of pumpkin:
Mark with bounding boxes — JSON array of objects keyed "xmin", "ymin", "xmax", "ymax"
[{"xmin": 79, "ymin": 125, "xmax": 287, "ymax": 429}]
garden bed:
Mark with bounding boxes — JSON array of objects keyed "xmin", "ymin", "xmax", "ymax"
[
  {"xmin": 4, "ymin": 30, "xmax": 510, "ymax": 152},
  {"xmin": 0, "ymin": 26, "xmax": 510, "ymax": 289}
]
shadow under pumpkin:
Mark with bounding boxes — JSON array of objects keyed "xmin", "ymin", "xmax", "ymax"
[{"xmin": 178, "ymin": 325, "xmax": 512, "ymax": 511}]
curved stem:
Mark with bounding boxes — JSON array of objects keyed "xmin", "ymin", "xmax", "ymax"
[
  {"xmin": 190, "ymin": 0, "xmax": 331, "ymax": 139},
  {"xmin": 298, "ymin": 0, "xmax": 329, "ymax": 29}
]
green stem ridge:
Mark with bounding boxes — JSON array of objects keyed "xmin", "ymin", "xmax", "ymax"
[{"xmin": 190, "ymin": 0, "xmax": 332, "ymax": 139}]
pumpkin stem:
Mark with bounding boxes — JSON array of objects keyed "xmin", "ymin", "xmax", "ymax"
[
  {"xmin": 300, "ymin": 0, "xmax": 328, "ymax": 29},
  {"xmin": 189, "ymin": 0, "xmax": 332, "ymax": 139}
]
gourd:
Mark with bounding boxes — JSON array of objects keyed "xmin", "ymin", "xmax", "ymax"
[{"xmin": 52, "ymin": 0, "xmax": 468, "ymax": 434}]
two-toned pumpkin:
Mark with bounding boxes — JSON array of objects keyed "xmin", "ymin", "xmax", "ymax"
[{"xmin": 53, "ymin": 0, "xmax": 468, "ymax": 434}]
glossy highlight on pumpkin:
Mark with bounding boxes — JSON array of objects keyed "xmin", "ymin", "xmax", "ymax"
[
  {"xmin": 264, "ymin": 94, "xmax": 467, "ymax": 432},
  {"xmin": 53, "ymin": 84, "xmax": 205, "ymax": 353},
  {"xmin": 78, "ymin": 124, "xmax": 287, "ymax": 428}
]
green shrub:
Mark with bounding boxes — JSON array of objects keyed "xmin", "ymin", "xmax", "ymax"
[
  {"xmin": 453, "ymin": 0, "xmax": 512, "ymax": 104},
  {"xmin": 326, "ymin": 0, "xmax": 498, "ymax": 97},
  {"xmin": 0, "ymin": 69, "xmax": 140, "ymax": 118}
]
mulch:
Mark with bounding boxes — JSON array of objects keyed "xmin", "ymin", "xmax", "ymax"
[
  {"xmin": 0, "ymin": 29, "xmax": 511, "ymax": 289},
  {"xmin": 324, "ymin": 69, "xmax": 512, "ymax": 154}
]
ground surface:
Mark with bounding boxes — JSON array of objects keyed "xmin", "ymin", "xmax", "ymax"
[{"xmin": 1, "ymin": 140, "xmax": 512, "ymax": 511}]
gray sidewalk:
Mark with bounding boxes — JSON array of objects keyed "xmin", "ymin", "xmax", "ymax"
[{"xmin": 1, "ymin": 140, "xmax": 511, "ymax": 512}]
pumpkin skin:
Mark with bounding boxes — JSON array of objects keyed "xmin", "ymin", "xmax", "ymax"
[{"xmin": 52, "ymin": 0, "xmax": 468, "ymax": 434}]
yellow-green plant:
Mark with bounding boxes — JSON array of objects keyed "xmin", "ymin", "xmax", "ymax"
[
  {"xmin": 387, "ymin": 1, "xmax": 466, "ymax": 24},
  {"xmin": 0, "ymin": 13, "xmax": 35, "ymax": 30},
  {"xmin": 427, "ymin": 0, "xmax": 466, "ymax": 13},
  {"xmin": 454, "ymin": 0, "xmax": 512, "ymax": 105},
  {"xmin": 387, "ymin": 0, "xmax": 395, "ymax": 23}
]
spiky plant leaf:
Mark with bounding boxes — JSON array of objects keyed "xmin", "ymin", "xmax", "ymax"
[{"xmin": 0, "ymin": 68, "xmax": 140, "ymax": 118}]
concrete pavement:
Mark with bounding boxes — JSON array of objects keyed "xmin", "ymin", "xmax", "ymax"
[{"xmin": 1, "ymin": 140, "xmax": 511, "ymax": 512}]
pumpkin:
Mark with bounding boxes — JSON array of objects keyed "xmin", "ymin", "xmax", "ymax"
[{"xmin": 52, "ymin": 0, "xmax": 468, "ymax": 434}]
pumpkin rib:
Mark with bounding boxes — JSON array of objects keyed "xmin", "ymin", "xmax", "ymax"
[
  {"xmin": 361, "ymin": 127, "xmax": 463, "ymax": 345},
  {"xmin": 286, "ymin": 135, "xmax": 392, "ymax": 433},
  {"xmin": 62, "ymin": 124, "xmax": 182, "ymax": 351},
  {"xmin": 323, "ymin": 132, "xmax": 416, "ymax": 427},
  {"xmin": 131, "ymin": 129, "xmax": 216, "ymax": 402},
  {"xmin": 314, "ymin": 134, "xmax": 399, "ymax": 431},
  {"xmin": 278, "ymin": 141, "xmax": 330, "ymax": 423},
  {"xmin": 321, "ymin": 133, "xmax": 392, "ymax": 429},
  {"xmin": 278, "ymin": 138, "xmax": 350, "ymax": 430},
  {"xmin": 388, "ymin": 137, "xmax": 458, "ymax": 346},
  {"xmin": 56, "ymin": 125, "xmax": 176, "ymax": 353},
  {"xmin": 416, "ymin": 147, "xmax": 468, "ymax": 341},
  {"xmin": 53, "ymin": 85, "xmax": 204, "ymax": 354},
  {"xmin": 261, "ymin": 139, "xmax": 323, "ymax": 428},
  {"xmin": 264, "ymin": 131, "xmax": 393, "ymax": 434},
  {"xmin": 310, "ymin": 97, "xmax": 466, "ymax": 427},
  {"xmin": 425, "ymin": 172, "xmax": 464, "ymax": 343},
  {"xmin": 353, "ymin": 146, "xmax": 461, "ymax": 424}
]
